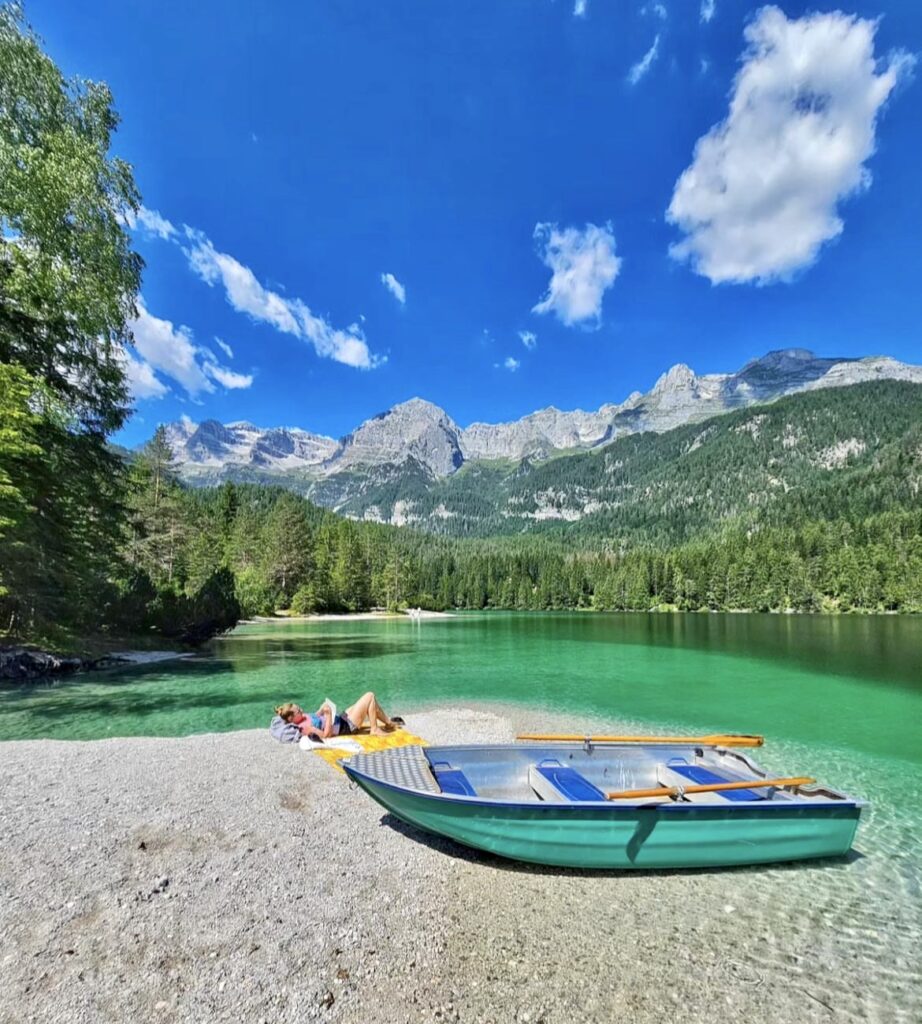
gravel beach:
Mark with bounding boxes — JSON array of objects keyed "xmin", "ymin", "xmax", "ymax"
[{"xmin": 1, "ymin": 705, "xmax": 918, "ymax": 1024}]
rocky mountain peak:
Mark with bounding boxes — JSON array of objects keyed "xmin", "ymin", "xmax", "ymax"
[
  {"xmin": 330, "ymin": 397, "xmax": 463, "ymax": 477},
  {"xmin": 653, "ymin": 363, "xmax": 697, "ymax": 393},
  {"xmin": 389, "ymin": 397, "xmax": 450, "ymax": 418},
  {"xmin": 738, "ymin": 348, "xmax": 823, "ymax": 375},
  {"xmin": 163, "ymin": 418, "xmax": 336, "ymax": 470},
  {"xmin": 187, "ymin": 419, "xmax": 235, "ymax": 451},
  {"xmin": 460, "ymin": 403, "xmax": 617, "ymax": 462},
  {"xmin": 730, "ymin": 349, "xmax": 848, "ymax": 399},
  {"xmin": 157, "ymin": 349, "xmax": 922, "ymax": 490},
  {"xmin": 764, "ymin": 347, "xmax": 814, "ymax": 363}
]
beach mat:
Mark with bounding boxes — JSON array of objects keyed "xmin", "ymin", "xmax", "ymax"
[{"xmin": 303, "ymin": 728, "xmax": 428, "ymax": 773}]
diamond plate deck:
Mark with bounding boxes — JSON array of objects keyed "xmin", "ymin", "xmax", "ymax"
[{"xmin": 348, "ymin": 746, "xmax": 440, "ymax": 794}]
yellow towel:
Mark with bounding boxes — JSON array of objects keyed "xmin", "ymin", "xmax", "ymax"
[{"xmin": 312, "ymin": 728, "xmax": 428, "ymax": 773}]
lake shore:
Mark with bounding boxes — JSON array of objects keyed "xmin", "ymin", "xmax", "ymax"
[
  {"xmin": 2, "ymin": 703, "xmax": 914, "ymax": 1024},
  {"xmin": 246, "ymin": 610, "xmax": 455, "ymax": 624},
  {"xmin": 0, "ymin": 644, "xmax": 192, "ymax": 682}
]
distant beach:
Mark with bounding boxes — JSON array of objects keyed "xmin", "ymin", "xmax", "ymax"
[
  {"xmin": 246, "ymin": 609, "xmax": 455, "ymax": 623},
  {"xmin": 2, "ymin": 703, "xmax": 917, "ymax": 1024}
]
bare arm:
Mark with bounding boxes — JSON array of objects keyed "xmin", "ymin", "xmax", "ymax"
[{"xmin": 313, "ymin": 703, "xmax": 335, "ymax": 738}]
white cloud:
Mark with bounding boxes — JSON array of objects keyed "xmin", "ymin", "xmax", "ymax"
[
  {"xmin": 380, "ymin": 271, "xmax": 406, "ymax": 305},
  {"xmin": 130, "ymin": 300, "xmax": 213, "ymax": 396},
  {"xmin": 628, "ymin": 34, "xmax": 660, "ymax": 86},
  {"xmin": 129, "ymin": 207, "xmax": 381, "ymax": 371},
  {"xmin": 128, "ymin": 298, "xmax": 252, "ymax": 398},
  {"xmin": 532, "ymin": 222, "xmax": 622, "ymax": 327},
  {"xmin": 204, "ymin": 363, "xmax": 254, "ymax": 390},
  {"xmin": 504, "ymin": 356, "xmax": 521, "ymax": 372},
  {"xmin": 185, "ymin": 231, "xmax": 299, "ymax": 334},
  {"xmin": 667, "ymin": 7, "xmax": 913, "ymax": 285},
  {"xmin": 573, "ymin": 0, "xmax": 587, "ymax": 18},
  {"xmin": 700, "ymin": 0, "xmax": 716, "ymax": 24},
  {"xmin": 184, "ymin": 228, "xmax": 380, "ymax": 369},
  {"xmin": 643, "ymin": 3, "xmax": 667, "ymax": 21},
  {"xmin": 119, "ymin": 347, "xmax": 168, "ymax": 400},
  {"xmin": 125, "ymin": 205, "xmax": 177, "ymax": 240},
  {"xmin": 519, "ymin": 330, "xmax": 537, "ymax": 351},
  {"xmin": 215, "ymin": 337, "xmax": 234, "ymax": 360}
]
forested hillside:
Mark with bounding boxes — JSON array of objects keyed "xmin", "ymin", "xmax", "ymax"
[
  {"xmin": 3, "ymin": 4, "xmax": 921, "ymax": 660},
  {"xmin": 94, "ymin": 432, "xmax": 922, "ymax": 621},
  {"xmin": 319, "ymin": 380, "xmax": 922, "ymax": 542},
  {"xmin": 117, "ymin": 435, "xmax": 922, "ymax": 616}
]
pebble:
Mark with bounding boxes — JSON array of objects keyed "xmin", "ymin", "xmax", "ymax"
[{"xmin": 0, "ymin": 707, "xmax": 916, "ymax": 1024}]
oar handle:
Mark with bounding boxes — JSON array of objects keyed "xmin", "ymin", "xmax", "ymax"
[
  {"xmin": 606, "ymin": 776, "xmax": 815, "ymax": 801},
  {"xmin": 516, "ymin": 733, "xmax": 764, "ymax": 748}
]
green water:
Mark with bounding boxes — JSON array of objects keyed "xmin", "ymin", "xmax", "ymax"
[
  {"xmin": 3, "ymin": 612, "xmax": 921, "ymax": 1012},
  {"xmin": 2, "ymin": 613, "xmax": 920, "ymax": 761}
]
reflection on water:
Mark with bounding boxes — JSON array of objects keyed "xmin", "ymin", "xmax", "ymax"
[
  {"xmin": 516, "ymin": 611, "xmax": 922, "ymax": 691},
  {"xmin": 1, "ymin": 614, "xmax": 920, "ymax": 759},
  {"xmin": 229, "ymin": 635, "xmax": 419, "ymax": 661},
  {"xmin": 0, "ymin": 629, "xmax": 420, "ymax": 738}
]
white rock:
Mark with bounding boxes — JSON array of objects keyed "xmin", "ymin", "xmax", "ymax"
[{"xmin": 161, "ymin": 350, "xmax": 922, "ymax": 492}]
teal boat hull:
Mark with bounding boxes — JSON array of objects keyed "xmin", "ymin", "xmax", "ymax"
[{"xmin": 344, "ymin": 750, "xmax": 862, "ymax": 870}]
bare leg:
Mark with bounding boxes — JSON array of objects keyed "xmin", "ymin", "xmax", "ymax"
[{"xmin": 345, "ymin": 692, "xmax": 395, "ymax": 736}]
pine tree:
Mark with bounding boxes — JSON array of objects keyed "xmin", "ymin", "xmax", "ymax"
[
  {"xmin": 261, "ymin": 492, "xmax": 313, "ymax": 606},
  {"xmin": 0, "ymin": 6, "xmax": 141, "ymax": 635},
  {"xmin": 127, "ymin": 427, "xmax": 187, "ymax": 588}
]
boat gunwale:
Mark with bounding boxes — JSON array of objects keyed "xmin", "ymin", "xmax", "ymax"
[{"xmin": 342, "ymin": 759, "xmax": 864, "ymax": 813}]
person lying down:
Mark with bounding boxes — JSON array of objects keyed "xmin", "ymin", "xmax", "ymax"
[{"xmin": 270, "ymin": 692, "xmax": 405, "ymax": 744}]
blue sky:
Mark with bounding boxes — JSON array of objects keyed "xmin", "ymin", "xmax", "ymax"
[{"xmin": 30, "ymin": 0, "xmax": 922, "ymax": 444}]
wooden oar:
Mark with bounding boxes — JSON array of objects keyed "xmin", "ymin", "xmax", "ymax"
[
  {"xmin": 606, "ymin": 776, "xmax": 815, "ymax": 801},
  {"xmin": 516, "ymin": 733, "xmax": 764, "ymax": 748}
]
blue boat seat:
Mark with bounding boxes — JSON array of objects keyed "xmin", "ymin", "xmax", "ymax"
[
  {"xmin": 666, "ymin": 761, "xmax": 763, "ymax": 802},
  {"xmin": 530, "ymin": 759, "xmax": 606, "ymax": 802},
  {"xmin": 430, "ymin": 761, "xmax": 477, "ymax": 797}
]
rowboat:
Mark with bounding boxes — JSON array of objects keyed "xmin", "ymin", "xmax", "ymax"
[{"xmin": 342, "ymin": 736, "xmax": 863, "ymax": 869}]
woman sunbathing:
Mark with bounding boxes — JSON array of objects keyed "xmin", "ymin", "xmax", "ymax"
[{"xmin": 271, "ymin": 692, "xmax": 404, "ymax": 743}]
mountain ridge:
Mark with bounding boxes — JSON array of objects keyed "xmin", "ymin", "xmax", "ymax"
[
  {"xmin": 331, "ymin": 379, "xmax": 922, "ymax": 539},
  {"xmin": 161, "ymin": 350, "xmax": 922, "ymax": 484}
]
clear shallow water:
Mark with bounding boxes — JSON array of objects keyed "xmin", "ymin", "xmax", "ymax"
[
  {"xmin": 2, "ymin": 612, "xmax": 921, "ymax": 1017},
  {"xmin": 1, "ymin": 612, "xmax": 920, "ymax": 757}
]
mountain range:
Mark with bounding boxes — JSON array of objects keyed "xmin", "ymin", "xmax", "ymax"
[
  {"xmin": 159, "ymin": 349, "xmax": 922, "ymax": 530},
  {"xmin": 165, "ymin": 349, "xmax": 921, "ymax": 473}
]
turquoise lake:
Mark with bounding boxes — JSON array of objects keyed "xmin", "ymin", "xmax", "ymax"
[
  {"xmin": 3, "ymin": 612, "xmax": 921, "ymax": 1014},
  {"xmin": 3, "ymin": 610, "xmax": 922, "ymax": 835},
  {"xmin": 2, "ymin": 613, "xmax": 920, "ymax": 763}
]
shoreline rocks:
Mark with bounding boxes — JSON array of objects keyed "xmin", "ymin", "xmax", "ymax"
[
  {"xmin": 0, "ymin": 646, "xmax": 188, "ymax": 682},
  {"xmin": 0, "ymin": 646, "xmax": 110, "ymax": 682}
]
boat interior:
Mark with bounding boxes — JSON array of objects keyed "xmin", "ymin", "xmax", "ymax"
[{"xmin": 411, "ymin": 743, "xmax": 854, "ymax": 806}]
